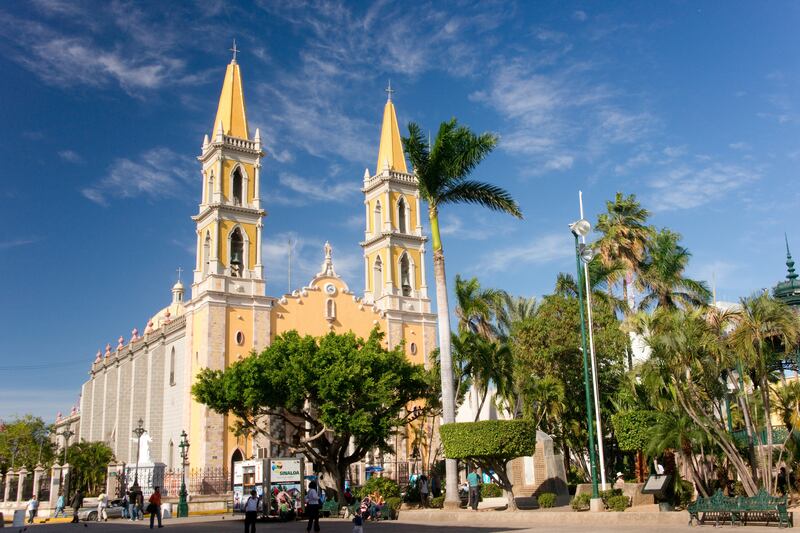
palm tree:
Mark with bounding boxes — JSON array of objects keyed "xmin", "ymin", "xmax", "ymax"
[
  {"xmin": 453, "ymin": 331, "xmax": 514, "ymax": 421},
  {"xmin": 729, "ymin": 293, "xmax": 799, "ymax": 490},
  {"xmin": 495, "ymin": 293, "xmax": 537, "ymax": 340},
  {"xmin": 637, "ymin": 229, "xmax": 711, "ymax": 310},
  {"xmin": 403, "ymin": 118, "xmax": 522, "ymax": 506},
  {"xmin": 554, "ymin": 258, "xmax": 625, "ymax": 312},
  {"xmin": 595, "ymin": 192, "xmax": 652, "ymax": 308},
  {"xmin": 454, "ymin": 275, "xmax": 505, "ymax": 338}
]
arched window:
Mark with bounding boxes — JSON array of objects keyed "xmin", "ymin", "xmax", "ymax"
[
  {"xmin": 373, "ymin": 256, "xmax": 383, "ymax": 299},
  {"xmin": 232, "ymin": 167, "xmax": 243, "ymax": 206},
  {"xmin": 169, "ymin": 347, "xmax": 176, "ymax": 386},
  {"xmin": 400, "ymin": 253, "xmax": 412, "ymax": 296},
  {"xmin": 326, "ymin": 298, "xmax": 336, "ymax": 320},
  {"xmin": 203, "ymin": 232, "xmax": 211, "ymax": 274},
  {"xmin": 374, "ymin": 200, "xmax": 382, "ymax": 235},
  {"xmin": 207, "ymin": 172, "xmax": 214, "ymax": 203},
  {"xmin": 230, "ymin": 228, "xmax": 244, "ymax": 277},
  {"xmin": 398, "ymin": 197, "xmax": 407, "ymax": 233}
]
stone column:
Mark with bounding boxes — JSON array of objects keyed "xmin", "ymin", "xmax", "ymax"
[
  {"xmin": 3, "ymin": 470, "xmax": 13, "ymax": 501},
  {"xmin": 16, "ymin": 467, "xmax": 28, "ymax": 502},
  {"xmin": 49, "ymin": 463, "xmax": 62, "ymax": 508},
  {"xmin": 61, "ymin": 463, "xmax": 71, "ymax": 500},
  {"xmin": 32, "ymin": 465, "xmax": 44, "ymax": 499},
  {"xmin": 106, "ymin": 462, "xmax": 119, "ymax": 498}
]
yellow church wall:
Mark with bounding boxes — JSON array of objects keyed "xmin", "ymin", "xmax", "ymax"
[
  {"xmin": 365, "ymin": 249, "xmax": 387, "ymax": 293},
  {"xmin": 402, "ymin": 323, "xmax": 425, "ymax": 366},
  {"xmin": 218, "ymin": 219, "xmax": 257, "ymax": 270},
  {"xmin": 188, "ymin": 305, "xmax": 208, "ymax": 467},
  {"xmin": 220, "ymin": 160, "xmax": 255, "ymax": 204},
  {"xmin": 224, "ymin": 306, "xmax": 254, "ymax": 365},
  {"xmin": 272, "ymin": 277, "xmax": 386, "ymax": 340},
  {"xmin": 389, "ymin": 191, "xmax": 418, "ymax": 231}
]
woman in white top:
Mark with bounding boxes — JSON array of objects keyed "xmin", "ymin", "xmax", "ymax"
[
  {"xmin": 304, "ymin": 481, "xmax": 321, "ymax": 532},
  {"xmin": 97, "ymin": 491, "xmax": 108, "ymax": 522}
]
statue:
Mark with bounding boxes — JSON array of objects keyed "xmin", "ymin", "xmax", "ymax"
[{"xmin": 133, "ymin": 431, "xmax": 154, "ymax": 466}]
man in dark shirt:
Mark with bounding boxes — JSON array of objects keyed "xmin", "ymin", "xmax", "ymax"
[{"xmin": 70, "ymin": 489, "xmax": 84, "ymax": 523}]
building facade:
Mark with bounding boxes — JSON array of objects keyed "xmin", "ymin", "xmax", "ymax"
[{"xmin": 67, "ymin": 56, "xmax": 437, "ymax": 480}]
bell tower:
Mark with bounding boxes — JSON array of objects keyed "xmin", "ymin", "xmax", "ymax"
[
  {"xmin": 361, "ymin": 85, "xmax": 430, "ymax": 313},
  {"xmin": 192, "ymin": 50, "xmax": 265, "ymax": 298}
]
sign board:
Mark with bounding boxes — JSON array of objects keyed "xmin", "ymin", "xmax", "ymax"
[
  {"xmin": 266, "ymin": 457, "xmax": 304, "ymax": 519},
  {"xmin": 233, "ymin": 459, "xmax": 266, "ymax": 512},
  {"xmin": 641, "ymin": 474, "xmax": 671, "ymax": 497},
  {"xmin": 269, "ymin": 459, "xmax": 302, "ymax": 483}
]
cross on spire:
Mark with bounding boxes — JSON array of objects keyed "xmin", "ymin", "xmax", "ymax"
[
  {"xmin": 230, "ymin": 39, "xmax": 239, "ymax": 63},
  {"xmin": 176, "ymin": 266, "xmax": 183, "ymax": 282},
  {"xmin": 385, "ymin": 80, "xmax": 394, "ymax": 102}
]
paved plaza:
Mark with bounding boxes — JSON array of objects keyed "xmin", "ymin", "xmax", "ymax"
[{"xmin": 7, "ymin": 515, "xmax": 793, "ymax": 533}]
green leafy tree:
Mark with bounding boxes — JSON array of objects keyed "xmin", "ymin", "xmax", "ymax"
[
  {"xmin": 403, "ymin": 118, "xmax": 522, "ymax": 505},
  {"xmin": 511, "ymin": 294, "xmax": 626, "ymax": 480},
  {"xmin": 65, "ymin": 441, "xmax": 114, "ymax": 496},
  {"xmin": 637, "ymin": 228, "xmax": 711, "ymax": 310},
  {"xmin": 192, "ymin": 329, "xmax": 428, "ymax": 504},
  {"xmin": 0, "ymin": 415, "xmax": 56, "ymax": 472},
  {"xmin": 610, "ymin": 410, "xmax": 664, "ymax": 482},
  {"xmin": 440, "ymin": 420, "xmax": 536, "ymax": 510}
]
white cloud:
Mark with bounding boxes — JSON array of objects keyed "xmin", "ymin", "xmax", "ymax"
[
  {"xmin": 58, "ymin": 149, "xmax": 83, "ymax": 163},
  {"xmin": 477, "ymin": 233, "xmax": 572, "ymax": 272},
  {"xmin": 647, "ymin": 162, "xmax": 760, "ymax": 211},
  {"xmin": 729, "ymin": 141, "xmax": 751, "ymax": 151},
  {"xmin": 441, "ymin": 214, "xmax": 514, "ymax": 241},
  {"xmin": 0, "ymin": 238, "xmax": 37, "ymax": 250},
  {"xmin": 82, "ymin": 147, "xmax": 194, "ymax": 205},
  {"xmin": 278, "ymin": 173, "xmax": 357, "ymax": 203},
  {"xmin": 573, "ymin": 10, "xmax": 588, "ymax": 21}
]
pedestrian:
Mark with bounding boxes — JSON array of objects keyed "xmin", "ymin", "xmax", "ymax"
[
  {"xmin": 148, "ymin": 486, "xmax": 163, "ymax": 529},
  {"xmin": 121, "ymin": 491, "xmax": 130, "ymax": 519},
  {"xmin": 419, "ymin": 474, "xmax": 429, "ymax": 507},
  {"xmin": 351, "ymin": 508, "xmax": 364, "ymax": 533},
  {"xmin": 778, "ymin": 467, "xmax": 788, "ymax": 496},
  {"xmin": 70, "ymin": 488, "xmax": 84, "ymax": 523},
  {"xmin": 97, "ymin": 490, "xmax": 109, "ymax": 522},
  {"xmin": 467, "ymin": 466, "xmax": 481, "ymax": 511},
  {"xmin": 304, "ymin": 480, "xmax": 321, "ymax": 533},
  {"xmin": 244, "ymin": 488, "xmax": 258, "ymax": 533},
  {"xmin": 26, "ymin": 494, "xmax": 38, "ymax": 524},
  {"xmin": 431, "ymin": 473, "xmax": 441, "ymax": 498},
  {"xmin": 54, "ymin": 491, "xmax": 66, "ymax": 518},
  {"xmin": 136, "ymin": 489, "xmax": 145, "ymax": 520}
]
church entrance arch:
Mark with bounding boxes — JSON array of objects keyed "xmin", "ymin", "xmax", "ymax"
[{"xmin": 230, "ymin": 448, "xmax": 244, "ymax": 488}]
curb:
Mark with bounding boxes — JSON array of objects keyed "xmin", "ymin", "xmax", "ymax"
[{"xmin": 396, "ymin": 509, "xmax": 690, "ymax": 526}]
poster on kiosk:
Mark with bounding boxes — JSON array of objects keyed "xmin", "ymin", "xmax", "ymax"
[
  {"xmin": 266, "ymin": 457, "xmax": 304, "ymax": 519},
  {"xmin": 232, "ymin": 459, "xmax": 265, "ymax": 512}
]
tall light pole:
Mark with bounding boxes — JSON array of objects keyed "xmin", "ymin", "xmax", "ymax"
[
  {"xmin": 578, "ymin": 191, "xmax": 608, "ymax": 490},
  {"xmin": 177, "ymin": 430, "xmax": 190, "ymax": 518},
  {"xmin": 132, "ymin": 418, "xmax": 146, "ymax": 492},
  {"xmin": 569, "ymin": 218, "xmax": 600, "ymax": 506},
  {"xmin": 58, "ymin": 429, "xmax": 74, "ymax": 466}
]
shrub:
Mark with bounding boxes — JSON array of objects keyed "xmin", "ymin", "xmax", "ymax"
[
  {"xmin": 610, "ymin": 410, "xmax": 665, "ymax": 452},
  {"xmin": 606, "ymin": 494, "xmax": 628, "ymax": 512},
  {"xmin": 599, "ymin": 488, "xmax": 622, "ymax": 502},
  {"xmin": 481, "ymin": 483, "xmax": 503, "ymax": 498},
  {"xmin": 430, "ymin": 495, "xmax": 445, "ymax": 508},
  {"xmin": 537, "ymin": 492, "xmax": 556, "ymax": 508},
  {"xmin": 385, "ymin": 497, "xmax": 402, "ymax": 518},
  {"xmin": 733, "ymin": 481, "xmax": 746, "ymax": 496},
  {"xmin": 403, "ymin": 483, "xmax": 420, "ymax": 503},
  {"xmin": 571, "ymin": 493, "xmax": 590, "ymax": 511},
  {"xmin": 354, "ymin": 476, "xmax": 400, "ymax": 500}
]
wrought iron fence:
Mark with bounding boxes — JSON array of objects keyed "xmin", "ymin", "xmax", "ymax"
[
  {"xmin": 186, "ymin": 467, "xmax": 230, "ymax": 496},
  {"xmin": 38, "ymin": 473, "xmax": 51, "ymax": 502},
  {"xmin": 21, "ymin": 475, "xmax": 34, "ymax": 500}
]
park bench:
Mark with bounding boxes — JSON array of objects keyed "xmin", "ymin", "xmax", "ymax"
[{"xmin": 688, "ymin": 489, "xmax": 792, "ymax": 528}]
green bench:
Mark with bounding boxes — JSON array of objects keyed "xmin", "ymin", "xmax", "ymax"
[{"xmin": 688, "ymin": 489, "xmax": 792, "ymax": 528}]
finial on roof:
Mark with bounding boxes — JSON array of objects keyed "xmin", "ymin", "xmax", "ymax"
[
  {"xmin": 176, "ymin": 266, "xmax": 183, "ymax": 282},
  {"xmin": 385, "ymin": 80, "xmax": 394, "ymax": 102},
  {"xmin": 317, "ymin": 241, "xmax": 338, "ymax": 278},
  {"xmin": 230, "ymin": 39, "xmax": 239, "ymax": 63},
  {"xmin": 786, "ymin": 234, "xmax": 798, "ymax": 282}
]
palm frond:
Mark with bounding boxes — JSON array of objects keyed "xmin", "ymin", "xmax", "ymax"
[{"xmin": 438, "ymin": 180, "xmax": 522, "ymax": 217}]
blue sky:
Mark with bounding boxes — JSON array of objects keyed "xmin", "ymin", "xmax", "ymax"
[{"xmin": 1, "ymin": 1, "xmax": 799, "ymax": 420}]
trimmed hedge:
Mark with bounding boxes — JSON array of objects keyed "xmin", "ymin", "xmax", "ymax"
[
  {"xmin": 606, "ymin": 494, "xmax": 628, "ymax": 512},
  {"xmin": 610, "ymin": 410, "xmax": 664, "ymax": 452},
  {"xmin": 430, "ymin": 495, "xmax": 445, "ymax": 508},
  {"xmin": 537, "ymin": 492, "xmax": 556, "ymax": 508},
  {"xmin": 355, "ymin": 477, "xmax": 400, "ymax": 500},
  {"xmin": 571, "ymin": 493, "xmax": 590, "ymax": 511},
  {"xmin": 385, "ymin": 497, "xmax": 402, "ymax": 518},
  {"xmin": 481, "ymin": 483, "xmax": 503, "ymax": 498},
  {"xmin": 440, "ymin": 420, "xmax": 536, "ymax": 459}
]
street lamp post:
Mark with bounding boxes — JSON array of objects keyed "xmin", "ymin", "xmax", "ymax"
[
  {"xmin": 177, "ymin": 430, "xmax": 190, "ymax": 518},
  {"xmin": 58, "ymin": 430, "xmax": 74, "ymax": 466},
  {"xmin": 569, "ymin": 218, "xmax": 600, "ymax": 506},
  {"xmin": 131, "ymin": 418, "xmax": 146, "ymax": 493}
]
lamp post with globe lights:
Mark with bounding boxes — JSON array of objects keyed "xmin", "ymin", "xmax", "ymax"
[
  {"xmin": 177, "ymin": 431, "xmax": 190, "ymax": 518},
  {"xmin": 569, "ymin": 217, "xmax": 600, "ymax": 508},
  {"xmin": 131, "ymin": 418, "xmax": 146, "ymax": 493}
]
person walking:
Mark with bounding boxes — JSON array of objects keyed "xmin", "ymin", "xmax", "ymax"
[
  {"xmin": 243, "ymin": 488, "xmax": 258, "ymax": 533},
  {"xmin": 467, "ymin": 467, "xmax": 481, "ymax": 511},
  {"xmin": 97, "ymin": 490, "xmax": 109, "ymax": 522},
  {"xmin": 26, "ymin": 495, "xmax": 38, "ymax": 524},
  {"xmin": 135, "ymin": 489, "xmax": 145, "ymax": 520},
  {"xmin": 121, "ymin": 491, "xmax": 129, "ymax": 519},
  {"xmin": 54, "ymin": 492, "xmax": 66, "ymax": 518},
  {"xmin": 70, "ymin": 488, "xmax": 84, "ymax": 523},
  {"xmin": 304, "ymin": 480, "xmax": 321, "ymax": 533},
  {"xmin": 148, "ymin": 486, "xmax": 163, "ymax": 529},
  {"xmin": 419, "ymin": 474, "xmax": 429, "ymax": 507}
]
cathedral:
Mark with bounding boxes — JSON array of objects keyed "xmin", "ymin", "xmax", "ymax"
[{"xmin": 60, "ymin": 54, "xmax": 437, "ymax": 477}]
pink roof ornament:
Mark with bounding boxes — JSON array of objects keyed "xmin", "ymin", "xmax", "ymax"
[
  {"xmin": 145, "ymin": 320, "xmax": 154, "ymax": 334},
  {"xmin": 94, "ymin": 350, "xmax": 102, "ymax": 364},
  {"xmin": 131, "ymin": 328, "xmax": 139, "ymax": 342},
  {"xmin": 56, "ymin": 412, "xmax": 62, "ymax": 420},
  {"xmin": 117, "ymin": 336, "xmax": 124, "ymax": 350},
  {"xmin": 105, "ymin": 343, "xmax": 111, "ymax": 356}
]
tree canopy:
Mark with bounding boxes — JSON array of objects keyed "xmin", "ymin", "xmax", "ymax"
[
  {"xmin": 192, "ymin": 328, "xmax": 429, "ymax": 503},
  {"xmin": 0, "ymin": 415, "xmax": 55, "ymax": 472}
]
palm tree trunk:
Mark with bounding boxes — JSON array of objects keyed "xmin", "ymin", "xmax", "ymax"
[
  {"xmin": 430, "ymin": 207, "xmax": 459, "ymax": 508},
  {"xmin": 762, "ymin": 379, "xmax": 774, "ymax": 492}
]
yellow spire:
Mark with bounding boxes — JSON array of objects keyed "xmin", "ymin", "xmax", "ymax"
[
  {"xmin": 375, "ymin": 82, "xmax": 408, "ymax": 174},
  {"xmin": 212, "ymin": 46, "xmax": 249, "ymax": 140}
]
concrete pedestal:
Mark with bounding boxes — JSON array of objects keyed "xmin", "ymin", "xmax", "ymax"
[{"xmin": 590, "ymin": 497, "xmax": 605, "ymax": 512}]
